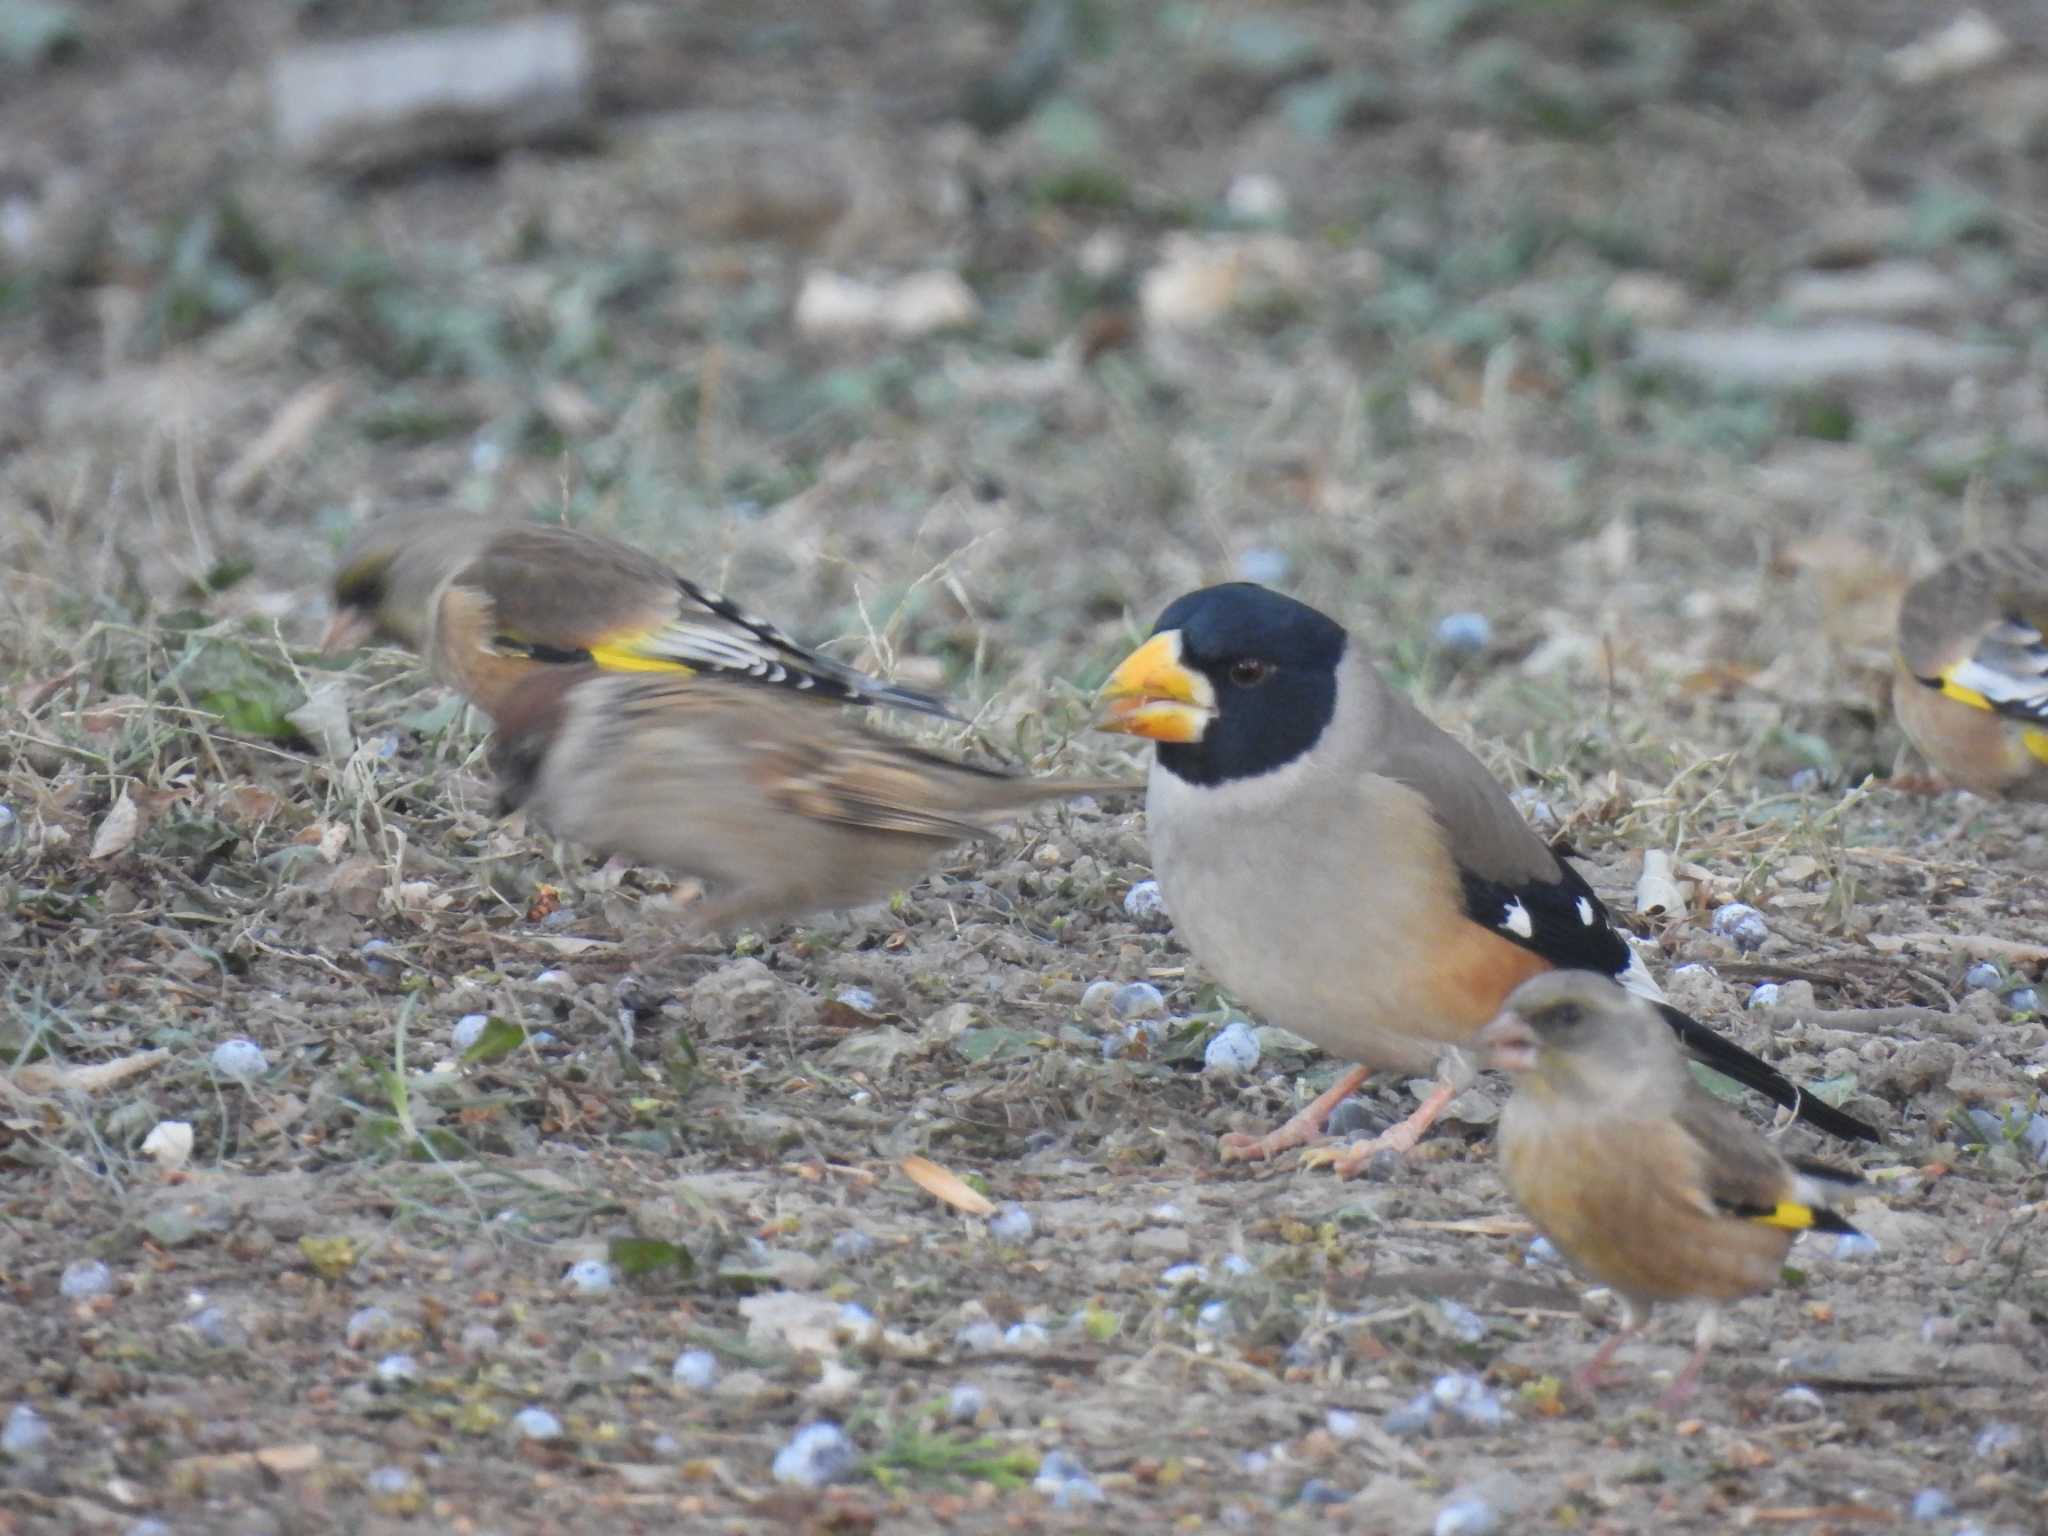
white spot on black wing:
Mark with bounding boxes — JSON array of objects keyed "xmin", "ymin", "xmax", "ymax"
[
  {"xmin": 1576, "ymin": 896, "xmax": 1596, "ymax": 925},
  {"xmin": 1500, "ymin": 899, "xmax": 1534, "ymax": 939}
]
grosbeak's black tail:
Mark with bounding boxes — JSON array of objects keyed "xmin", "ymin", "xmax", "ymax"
[{"xmin": 1656, "ymin": 1003, "xmax": 1883, "ymax": 1143}]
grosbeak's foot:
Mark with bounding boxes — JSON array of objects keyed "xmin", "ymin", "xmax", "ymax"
[{"xmin": 1218, "ymin": 1110, "xmax": 1330, "ymax": 1164}]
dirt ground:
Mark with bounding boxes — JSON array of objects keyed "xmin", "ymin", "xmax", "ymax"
[{"xmin": 3, "ymin": 2, "xmax": 2047, "ymax": 1532}]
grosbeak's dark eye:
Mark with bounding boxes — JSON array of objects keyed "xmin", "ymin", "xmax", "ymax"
[
  {"xmin": 1546, "ymin": 1003, "xmax": 1583, "ymax": 1029},
  {"xmin": 1228, "ymin": 658, "xmax": 1271, "ymax": 688}
]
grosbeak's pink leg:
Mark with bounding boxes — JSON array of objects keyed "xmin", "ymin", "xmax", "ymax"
[
  {"xmin": 1322, "ymin": 1076, "xmax": 1462, "ymax": 1178},
  {"xmin": 1656, "ymin": 1307, "xmax": 1721, "ymax": 1414},
  {"xmin": 1217, "ymin": 1064, "xmax": 1375, "ymax": 1163}
]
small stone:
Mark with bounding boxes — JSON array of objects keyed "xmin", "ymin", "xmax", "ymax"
[
  {"xmin": 1973, "ymin": 1421, "xmax": 2025, "ymax": 1463},
  {"xmin": 830, "ymin": 1229, "xmax": 875, "ymax": 1263},
  {"xmin": 1747, "ymin": 983, "xmax": 1781, "ymax": 1009},
  {"xmin": 1710, "ymin": 903, "xmax": 1769, "ymax": 953},
  {"xmin": 1437, "ymin": 1300, "xmax": 1486, "ymax": 1343},
  {"xmin": 1384, "ymin": 1391, "xmax": 1435, "ymax": 1436},
  {"xmin": 459, "ymin": 1322, "xmax": 500, "ymax": 1356},
  {"xmin": 1111, "ymin": 982, "xmax": 1166, "ymax": 1020},
  {"xmin": 1296, "ymin": 1478, "xmax": 1352, "ymax": 1507},
  {"xmin": 360, "ymin": 938, "xmax": 401, "ymax": 978},
  {"xmin": 1148, "ymin": 1202, "xmax": 1185, "ymax": 1223},
  {"xmin": 2, "ymin": 1404, "xmax": 51, "ymax": 1457},
  {"xmin": 1831, "ymin": 1232, "xmax": 1880, "ymax": 1260},
  {"xmin": 1034, "ymin": 1449, "xmax": 1092, "ymax": 1495},
  {"xmin": 1774, "ymin": 1385, "xmax": 1825, "ymax": 1420},
  {"xmin": 1508, "ymin": 787, "xmax": 1558, "ymax": 832},
  {"xmin": 1434, "ymin": 612, "xmax": 1492, "ymax": 656},
  {"xmin": 209, "ymin": 1038, "xmax": 268, "ymax": 1081},
  {"xmin": 1159, "ymin": 1262, "xmax": 1208, "ymax": 1289},
  {"xmin": 1431, "ymin": 1372, "xmax": 1504, "ymax": 1430},
  {"xmin": 564, "ymin": 1259, "xmax": 613, "ymax": 1296},
  {"xmin": 375, "ymin": 1353, "xmax": 419, "ymax": 1386},
  {"xmin": 1524, "ymin": 1236, "xmax": 1562, "ymax": 1268},
  {"xmin": 1435, "ymin": 1496, "xmax": 1501, "ymax": 1536},
  {"xmin": 834, "ymin": 986, "xmax": 879, "ymax": 1014},
  {"xmin": 452, "ymin": 1013, "xmax": 490, "ymax": 1050},
  {"xmin": 1049, "ymin": 1475, "xmax": 1106, "ymax": 1507},
  {"xmin": 1195, "ymin": 1300, "xmax": 1233, "ymax": 1333},
  {"xmin": 1789, "ymin": 767, "xmax": 1823, "ymax": 794},
  {"xmin": 0, "ymin": 805, "xmax": 16, "ymax": 847},
  {"xmin": 946, "ymin": 1384, "xmax": 985, "ymax": 1424},
  {"xmin": 189, "ymin": 1305, "xmax": 235, "ymax": 1347},
  {"xmin": 1122, "ymin": 880, "xmax": 1168, "ymax": 922},
  {"xmin": 513, "ymin": 1406, "xmax": 563, "ymax": 1442},
  {"xmin": 1324, "ymin": 1096, "xmax": 1379, "ymax": 1136},
  {"xmin": 1078, "ymin": 980, "xmax": 1121, "ymax": 1016},
  {"xmin": 1325, "ymin": 1408, "xmax": 1363, "ymax": 1440},
  {"xmin": 1218, "ymin": 1252, "xmax": 1255, "ymax": 1278},
  {"xmin": 954, "ymin": 1321, "xmax": 1003, "ymax": 1353},
  {"xmin": 1224, "ymin": 172, "xmax": 1289, "ymax": 224},
  {"xmin": 1964, "ymin": 963, "xmax": 2003, "ymax": 991},
  {"xmin": 1910, "ymin": 1489, "xmax": 1953, "ymax": 1521},
  {"xmin": 1203, "ymin": 1020, "xmax": 1260, "ymax": 1074},
  {"xmin": 2022, "ymin": 1114, "xmax": 2048, "ymax": 1165},
  {"xmin": 59, "ymin": 1259, "xmax": 112, "ymax": 1300},
  {"xmin": 673, "ymin": 1349, "xmax": 718, "ymax": 1389},
  {"xmin": 367, "ymin": 1465, "xmax": 415, "ymax": 1498},
  {"xmin": 1235, "ymin": 547, "xmax": 1293, "ymax": 586},
  {"xmin": 1003, "ymin": 1321, "xmax": 1049, "ymax": 1349},
  {"xmin": 346, "ymin": 1307, "xmax": 397, "ymax": 1348},
  {"xmin": 774, "ymin": 1421, "xmax": 858, "ymax": 1487},
  {"xmin": 2004, "ymin": 987, "xmax": 2038, "ymax": 1015},
  {"xmin": 839, "ymin": 1302, "xmax": 876, "ymax": 1331},
  {"xmin": 987, "ymin": 1204, "xmax": 1035, "ymax": 1245}
]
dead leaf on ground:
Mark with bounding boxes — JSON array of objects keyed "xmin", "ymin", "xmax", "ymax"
[{"xmin": 901, "ymin": 1154, "xmax": 995, "ymax": 1216}]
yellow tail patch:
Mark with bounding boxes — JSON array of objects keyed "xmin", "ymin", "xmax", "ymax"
[
  {"xmin": 1753, "ymin": 1201, "xmax": 1816, "ymax": 1231},
  {"xmin": 2024, "ymin": 728, "xmax": 2048, "ymax": 767},
  {"xmin": 1937, "ymin": 671, "xmax": 1993, "ymax": 712},
  {"xmin": 587, "ymin": 640, "xmax": 695, "ymax": 676}
]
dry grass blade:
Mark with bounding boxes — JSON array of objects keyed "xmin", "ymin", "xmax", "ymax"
[
  {"xmin": 12, "ymin": 1049, "xmax": 171, "ymax": 1095},
  {"xmin": 899, "ymin": 1154, "xmax": 995, "ymax": 1216}
]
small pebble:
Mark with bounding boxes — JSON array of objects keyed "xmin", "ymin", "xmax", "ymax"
[
  {"xmin": 1159, "ymin": 1263, "xmax": 1208, "ymax": 1289},
  {"xmin": 1747, "ymin": 983, "xmax": 1782, "ymax": 1009},
  {"xmin": 830, "ymin": 1229, "xmax": 875, "ymax": 1263},
  {"xmin": 367, "ymin": 1466, "xmax": 415, "ymax": 1498},
  {"xmin": 988, "ymin": 1204, "xmax": 1035, "ymax": 1245},
  {"xmin": 834, "ymin": 986, "xmax": 878, "ymax": 1014},
  {"xmin": 1004, "ymin": 1321, "xmax": 1049, "ymax": 1349},
  {"xmin": 564, "ymin": 1259, "xmax": 613, "ymax": 1296},
  {"xmin": 459, "ymin": 1322, "xmax": 501, "ymax": 1356},
  {"xmin": 1973, "ymin": 1422, "xmax": 2025, "ymax": 1462},
  {"xmin": 1435, "ymin": 1496, "xmax": 1501, "ymax": 1536},
  {"xmin": 954, "ymin": 1321, "xmax": 1004, "ymax": 1353},
  {"xmin": 452, "ymin": 1013, "xmax": 490, "ymax": 1050},
  {"xmin": 1111, "ymin": 982, "xmax": 1166, "ymax": 1020},
  {"xmin": 1509, "ymin": 786, "xmax": 1558, "ymax": 832},
  {"xmin": 0, "ymin": 805, "xmax": 16, "ymax": 846},
  {"xmin": 2004, "ymin": 987, "xmax": 2038, "ymax": 1015},
  {"xmin": 1325, "ymin": 1408, "xmax": 1363, "ymax": 1440},
  {"xmin": 1122, "ymin": 880, "xmax": 1168, "ymax": 922},
  {"xmin": 1437, "ymin": 1299, "xmax": 1487, "ymax": 1343},
  {"xmin": 533, "ymin": 968, "xmax": 574, "ymax": 990},
  {"xmin": 1235, "ymin": 546, "xmax": 1293, "ymax": 586},
  {"xmin": 1831, "ymin": 1232, "xmax": 1880, "ymax": 1260},
  {"xmin": 1910, "ymin": 1489, "xmax": 1954, "ymax": 1521},
  {"xmin": 1049, "ymin": 1476, "xmax": 1106, "ymax": 1507},
  {"xmin": 512, "ymin": 1406, "xmax": 563, "ymax": 1442},
  {"xmin": 189, "ymin": 1305, "xmax": 235, "ymax": 1346},
  {"xmin": 2022, "ymin": 1113, "xmax": 2048, "ymax": 1164},
  {"xmin": 1203, "ymin": 1020, "xmax": 1260, "ymax": 1074},
  {"xmin": 1218, "ymin": 1252, "xmax": 1255, "ymax": 1278},
  {"xmin": 1296, "ymin": 1478, "xmax": 1352, "ymax": 1507},
  {"xmin": 209, "ymin": 1038, "xmax": 268, "ymax": 1081},
  {"xmin": 1434, "ymin": 612, "xmax": 1492, "ymax": 656},
  {"xmin": 346, "ymin": 1306, "xmax": 396, "ymax": 1348},
  {"xmin": 374, "ymin": 1353, "xmax": 418, "ymax": 1386},
  {"xmin": 1788, "ymin": 767, "xmax": 1823, "ymax": 793},
  {"xmin": 1964, "ymin": 962, "xmax": 2002, "ymax": 991},
  {"xmin": 839, "ymin": 1302, "xmax": 876, "ymax": 1331},
  {"xmin": 1325, "ymin": 1097, "xmax": 1378, "ymax": 1136},
  {"xmin": 360, "ymin": 939, "xmax": 401, "ymax": 978},
  {"xmin": 672, "ymin": 1349, "xmax": 719, "ymax": 1390},
  {"xmin": 1195, "ymin": 1300, "xmax": 1233, "ymax": 1333},
  {"xmin": 1523, "ymin": 1236, "xmax": 1562, "ymax": 1269},
  {"xmin": 1384, "ymin": 1391, "xmax": 1436, "ymax": 1437},
  {"xmin": 1148, "ymin": 1202, "xmax": 1185, "ymax": 1222},
  {"xmin": 59, "ymin": 1259, "xmax": 113, "ymax": 1300},
  {"xmin": 946, "ymin": 1384, "xmax": 986, "ymax": 1424},
  {"xmin": 1078, "ymin": 979, "xmax": 1120, "ymax": 1016},
  {"xmin": 1710, "ymin": 903, "xmax": 1770, "ymax": 952},
  {"xmin": 1774, "ymin": 1385, "xmax": 1825, "ymax": 1420},
  {"xmin": 651, "ymin": 1432, "xmax": 681, "ymax": 1457},
  {"xmin": 772, "ymin": 1422, "xmax": 858, "ymax": 1488},
  {"xmin": 2, "ymin": 1404, "xmax": 50, "ymax": 1457},
  {"xmin": 1432, "ymin": 1372, "xmax": 1505, "ymax": 1430},
  {"xmin": 1034, "ymin": 1449, "xmax": 1092, "ymax": 1496},
  {"xmin": 1238, "ymin": 1448, "xmax": 1272, "ymax": 1475}
]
